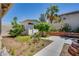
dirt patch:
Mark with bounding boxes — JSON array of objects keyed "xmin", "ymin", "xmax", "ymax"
[{"xmin": 2, "ymin": 37, "xmax": 52, "ymax": 56}]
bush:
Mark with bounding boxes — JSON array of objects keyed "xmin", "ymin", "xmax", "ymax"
[
  {"xmin": 32, "ymin": 33, "xmax": 40, "ymax": 40},
  {"xmin": 60, "ymin": 23, "xmax": 71, "ymax": 32},
  {"xmin": 10, "ymin": 48, "xmax": 16, "ymax": 55},
  {"xmin": 9, "ymin": 17, "xmax": 25, "ymax": 37},
  {"xmin": 49, "ymin": 25, "xmax": 58, "ymax": 32},
  {"xmin": 16, "ymin": 36, "xmax": 31, "ymax": 42},
  {"xmin": 74, "ymin": 27, "xmax": 79, "ymax": 33},
  {"xmin": 34, "ymin": 22, "xmax": 51, "ymax": 37}
]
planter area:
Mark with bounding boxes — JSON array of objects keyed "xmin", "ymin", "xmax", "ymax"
[
  {"xmin": 2, "ymin": 36, "xmax": 52, "ymax": 56},
  {"xmin": 47, "ymin": 32, "xmax": 79, "ymax": 38}
]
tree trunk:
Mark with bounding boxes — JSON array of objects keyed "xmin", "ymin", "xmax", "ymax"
[
  {"xmin": 40, "ymin": 31, "xmax": 46, "ymax": 37},
  {"xmin": 50, "ymin": 19, "xmax": 52, "ymax": 24}
]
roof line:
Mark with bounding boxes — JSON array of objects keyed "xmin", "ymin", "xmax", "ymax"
[{"xmin": 59, "ymin": 10, "xmax": 79, "ymax": 16}]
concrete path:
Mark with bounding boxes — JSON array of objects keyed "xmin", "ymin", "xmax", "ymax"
[{"xmin": 34, "ymin": 36, "xmax": 66, "ymax": 56}]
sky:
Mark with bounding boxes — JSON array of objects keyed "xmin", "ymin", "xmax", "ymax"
[{"xmin": 2, "ymin": 3, "xmax": 79, "ymax": 25}]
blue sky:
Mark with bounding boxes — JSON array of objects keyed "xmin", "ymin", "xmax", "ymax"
[{"xmin": 2, "ymin": 3, "xmax": 79, "ymax": 25}]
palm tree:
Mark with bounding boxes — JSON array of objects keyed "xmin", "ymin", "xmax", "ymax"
[{"xmin": 45, "ymin": 5, "xmax": 61, "ymax": 24}]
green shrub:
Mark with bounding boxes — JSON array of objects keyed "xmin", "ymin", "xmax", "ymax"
[
  {"xmin": 41, "ymin": 43, "xmax": 44, "ymax": 46},
  {"xmin": 10, "ymin": 48, "xmax": 16, "ymax": 55},
  {"xmin": 16, "ymin": 36, "xmax": 31, "ymax": 42},
  {"xmin": 49, "ymin": 25, "xmax": 57, "ymax": 32},
  {"xmin": 32, "ymin": 33, "xmax": 40, "ymax": 40},
  {"xmin": 34, "ymin": 22, "xmax": 51, "ymax": 37},
  {"xmin": 60, "ymin": 23, "xmax": 71, "ymax": 32},
  {"xmin": 74, "ymin": 27, "xmax": 79, "ymax": 33},
  {"xmin": 9, "ymin": 17, "xmax": 25, "ymax": 37}
]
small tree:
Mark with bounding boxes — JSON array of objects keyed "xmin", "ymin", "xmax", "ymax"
[
  {"xmin": 60, "ymin": 23, "xmax": 71, "ymax": 32},
  {"xmin": 9, "ymin": 17, "xmax": 24, "ymax": 37},
  {"xmin": 45, "ymin": 5, "xmax": 61, "ymax": 24},
  {"xmin": 34, "ymin": 22, "xmax": 50, "ymax": 37}
]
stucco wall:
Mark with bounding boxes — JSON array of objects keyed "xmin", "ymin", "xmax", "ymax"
[
  {"xmin": 46, "ymin": 13, "xmax": 79, "ymax": 31},
  {"xmin": 22, "ymin": 21, "xmax": 38, "ymax": 35},
  {"xmin": 61, "ymin": 13, "xmax": 79, "ymax": 30}
]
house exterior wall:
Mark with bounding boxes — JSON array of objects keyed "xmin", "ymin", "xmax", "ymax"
[
  {"xmin": 61, "ymin": 13, "xmax": 79, "ymax": 30},
  {"xmin": 46, "ymin": 12, "xmax": 79, "ymax": 31},
  {"xmin": 22, "ymin": 21, "xmax": 37, "ymax": 30},
  {"xmin": 28, "ymin": 29, "xmax": 38, "ymax": 35},
  {"xmin": 22, "ymin": 21, "xmax": 38, "ymax": 35}
]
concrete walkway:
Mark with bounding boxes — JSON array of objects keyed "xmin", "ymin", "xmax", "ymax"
[{"xmin": 34, "ymin": 36, "xmax": 72, "ymax": 56}]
